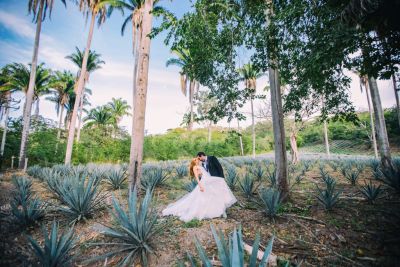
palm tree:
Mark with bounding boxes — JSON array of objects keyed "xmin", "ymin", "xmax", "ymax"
[
  {"xmin": 239, "ymin": 63, "xmax": 262, "ymax": 159},
  {"xmin": 84, "ymin": 105, "xmax": 114, "ymax": 134},
  {"xmin": 107, "ymin": 97, "xmax": 131, "ymax": 126},
  {"xmin": 0, "ymin": 66, "xmax": 13, "ymax": 157},
  {"xmin": 64, "ymin": 0, "xmax": 118, "ymax": 165},
  {"xmin": 76, "ymin": 87, "xmax": 92, "ymax": 142},
  {"xmin": 66, "ymin": 47, "xmax": 104, "ymax": 142},
  {"xmin": 166, "ymin": 46, "xmax": 199, "ymax": 131},
  {"xmin": 128, "ymin": 0, "xmax": 154, "ymax": 192},
  {"xmin": 46, "ymin": 70, "xmax": 75, "ymax": 140},
  {"xmin": 19, "ymin": 0, "xmax": 66, "ymax": 169}
]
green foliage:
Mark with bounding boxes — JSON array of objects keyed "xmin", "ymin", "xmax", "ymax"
[
  {"xmin": 175, "ymin": 164, "xmax": 188, "ymax": 178},
  {"xmin": 141, "ymin": 167, "xmax": 170, "ymax": 192},
  {"xmin": 27, "ymin": 165, "xmax": 42, "ymax": 179},
  {"xmin": 249, "ymin": 163, "xmax": 265, "ymax": 181},
  {"xmin": 185, "ymin": 224, "xmax": 274, "ymax": 267},
  {"xmin": 11, "ymin": 197, "xmax": 46, "ymax": 227},
  {"xmin": 259, "ymin": 187, "xmax": 282, "ymax": 218},
  {"xmin": 87, "ymin": 188, "xmax": 159, "ymax": 267},
  {"xmin": 345, "ymin": 169, "xmax": 361, "ymax": 186},
  {"xmin": 28, "ymin": 221, "xmax": 76, "ymax": 267},
  {"xmin": 225, "ymin": 165, "xmax": 239, "ymax": 190},
  {"xmin": 360, "ymin": 182, "xmax": 382, "ymax": 204},
  {"xmin": 376, "ymin": 166, "xmax": 400, "ymax": 194},
  {"xmin": 316, "ymin": 181, "xmax": 341, "ymax": 211},
  {"xmin": 55, "ymin": 175, "xmax": 105, "ymax": 223},
  {"xmin": 104, "ymin": 168, "xmax": 127, "ymax": 190},
  {"xmin": 266, "ymin": 167, "xmax": 277, "ymax": 188},
  {"xmin": 12, "ymin": 176, "xmax": 33, "ymax": 205},
  {"xmin": 239, "ymin": 174, "xmax": 256, "ymax": 198}
]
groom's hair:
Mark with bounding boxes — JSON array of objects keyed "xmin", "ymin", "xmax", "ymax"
[{"xmin": 197, "ymin": 152, "xmax": 206, "ymax": 157}]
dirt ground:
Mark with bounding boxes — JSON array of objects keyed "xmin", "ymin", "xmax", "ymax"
[{"xmin": 0, "ymin": 161, "xmax": 399, "ymax": 267}]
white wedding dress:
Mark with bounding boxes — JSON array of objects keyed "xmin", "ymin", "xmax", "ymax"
[{"xmin": 162, "ymin": 167, "xmax": 237, "ymax": 222}]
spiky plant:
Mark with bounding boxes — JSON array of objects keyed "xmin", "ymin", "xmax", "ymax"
[
  {"xmin": 104, "ymin": 168, "xmax": 127, "ymax": 190},
  {"xmin": 376, "ymin": 166, "xmax": 400, "ymax": 194},
  {"xmin": 259, "ymin": 188, "xmax": 282, "ymax": 218},
  {"xmin": 226, "ymin": 165, "xmax": 239, "ymax": 190},
  {"xmin": 27, "ymin": 165, "xmax": 42, "ymax": 179},
  {"xmin": 175, "ymin": 164, "xmax": 188, "ymax": 178},
  {"xmin": 319, "ymin": 165, "xmax": 329, "ymax": 178},
  {"xmin": 184, "ymin": 224, "xmax": 274, "ymax": 267},
  {"xmin": 239, "ymin": 174, "xmax": 256, "ymax": 198},
  {"xmin": 185, "ymin": 180, "xmax": 198, "ymax": 192},
  {"xmin": 302, "ymin": 160, "xmax": 312, "ymax": 172},
  {"xmin": 266, "ymin": 168, "xmax": 277, "ymax": 188},
  {"xmin": 87, "ymin": 188, "xmax": 159, "ymax": 267},
  {"xmin": 141, "ymin": 167, "xmax": 170, "ymax": 192},
  {"xmin": 56, "ymin": 175, "xmax": 106, "ymax": 223},
  {"xmin": 345, "ymin": 169, "xmax": 361, "ymax": 186},
  {"xmin": 250, "ymin": 163, "xmax": 265, "ymax": 181},
  {"xmin": 294, "ymin": 174, "xmax": 304, "ymax": 184},
  {"xmin": 12, "ymin": 176, "xmax": 33, "ymax": 205},
  {"xmin": 316, "ymin": 184, "xmax": 341, "ymax": 211},
  {"xmin": 28, "ymin": 221, "xmax": 76, "ymax": 267},
  {"xmin": 360, "ymin": 182, "xmax": 382, "ymax": 204},
  {"xmin": 11, "ymin": 197, "xmax": 46, "ymax": 227},
  {"xmin": 369, "ymin": 159, "xmax": 380, "ymax": 172}
]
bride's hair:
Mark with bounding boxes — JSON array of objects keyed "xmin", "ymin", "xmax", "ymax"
[{"xmin": 189, "ymin": 158, "xmax": 198, "ymax": 177}]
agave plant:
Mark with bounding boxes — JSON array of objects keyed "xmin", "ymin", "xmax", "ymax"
[
  {"xmin": 239, "ymin": 174, "xmax": 256, "ymax": 198},
  {"xmin": 302, "ymin": 160, "xmax": 312, "ymax": 172},
  {"xmin": 259, "ymin": 187, "xmax": 281, "ymax": 218},
  {"xmin": 316, "ymin": 184, "xmax": 341, "ymax": 211},
  {"xmin": 319, "ymin": 166, "xmax": 329, "ymax": 178},
  {"xmin": 12, "ymin": 176, "xmax": 33, "ymax": 205},
  {"xmin": 87, "ymin": 188, "xmax": 159, "ymax": 266},
  {"xmin": 28, "ymin": 221, "xmax": 76, "ymax": 267},
  {"xmin": 226, "ymin": 165, "xmax": 239, "ymax": 190},
  {"xmin": 11, "ymin": 197, "xmax": 46, "ymax": 227},
  {"xmin": 345, "ymin": 169, "xmax": 361, "ymax": 186},
  {"xmin": 266, "ymin": 168, "xmax": 277, "ymax": 188},
  {"xmin": 185, "ymin": 180, "xmax": 198, "ymax": 192},
  {"xmin": 250, "ymin": 163, "xmax": 265, "ymax": 181},
  {"xmin": 104, "ymin": 168, "xmax": 127, "ymax": 190},
  {"xmin": 27, "ymin": 165, "xmax": 42, "ymax": 179},
  {"xmin": 56, "ymin": 175, "xmax": 106, "ymax": 223},
  {"xmin": 321, "ymin": 174, "xmax": 336, "ymax": 191},
  {"xmin": 141, "ymin": 167, "xmax": 170, "ymax": 192},
  {"xmin": 175, "ymin": 164, "xmax": 188, "ymax": 178},
  {"xmin": 182, "ymin": 224, "xmax": 274, "ymax": 267},
  {"xmin": 360, "ymin": 182, "xmax": 382, "ymax": 204},
  {"xmin": 376, "ymin": 166, "xmax": 400, "ymax": 194}
]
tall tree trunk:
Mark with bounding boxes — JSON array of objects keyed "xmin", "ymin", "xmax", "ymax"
[
  {"xmin": 368, "ymin": 76, "xmax": 393, "ymax": 170},
  {"xmin": 64, "ymin": 13, "xmax": 96, "ymax": 165},
  {"xmin": 35, "ymin": 98, "xmax": 40, "ymax": 117},
  {"xmin": 364, "ymin": 81, "xmax": 378, "ymax": 158},
  {"xmin": 323, "ymin": 120, "xmax": 330, "ymax": 156},
  {"xmin": 1, "ymin": 92, "xmax": 11, "ymax": 156},
  {"xmin": 76, "ymin": 92, "xmax": 84, "ymax": 142},
  {"xmin": 188, "ymin": 80, "xmax": 195, "ymax": 131},
  {"xmin": 250, "ymin": 97, "xmax": 256, "ymax": 158},
  {"xmin": 128, "ymin": 0, "xmax": 153, "ymax": 192},
  {"xmin": 18, "ymin": 0, "xmax": 44, "ymax": 169},
  {"xmin": 393, "ymin": 75, "xmax": 400, "ymax": 129},
  {"xmin": 237, "ymin": 119, "xmax": 244, "ymax": 156},
  {"xmin": 57, "ymin": 105, "xmax": 64, "ymax": 140},
  {"xmin": 266, "ymin": 1, "xmax": 289, "ymax": 199},
  {"xmin": 289, "ymin": 124, "xmax": 299, "ymax": 164}
]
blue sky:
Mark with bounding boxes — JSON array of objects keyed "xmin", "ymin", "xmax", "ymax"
[{"xmin": 0, "ymin": 0, "xmax": 397, "ymax": 134}]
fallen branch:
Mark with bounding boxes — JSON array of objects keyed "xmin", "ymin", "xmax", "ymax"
[
  {"xmin": 282, "ymin": 213, "xmax": 326, "ymax": 225},
  {"xmin": 243, "ymin": 242, "xmax": 277, "ymax": 266}
]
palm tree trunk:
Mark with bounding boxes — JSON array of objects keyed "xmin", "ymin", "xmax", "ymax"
[
  {"xmin": 55, "ymin": 104, "xmax": 64, "ymax": 154},
  {"xmin": 364, "ymin": 81, "xmax": 378, "ymax": 158},
  {"xmin": 289, "ymin": 130, "xmax": 299, "ymax": 164},
  {"xmin": 128, "ymin": 0, "xmax": 153, "ymax": 192},
  {"xmin": 35, "ymin": 98, "xmax": 40, "ymax": 117},
  {"xmin": 393, "ymin": 75, "xmax": 400, "ymax": 128},
  {"xmin": 250, "ymin": 97, "xmax": 256, "ymax": 158},
  {"xmin": 188, "ymin": 80, "xmax": 195, "ymax": 131},
  {"xmin": 1, "ymin": 92, "xmax": 11, "ymax": 156},
  {"xmin": 76, "ymin": 93, "xmax": 84, "ymax": 142},
  {"xmin": 64, "ymin": 13, "xmax": 96, "ymax": 165},
  {"xmin": 18, "ymin": 0, "xmax": 44, "ymax": 169},
  {"xmin": 323, "ymin": 120, "xmax": 330, "ymax": 156},
  {"xmin": 368, "ymin": 76, "xmax": 393, "ymax": 170},
  {"xmin": 237, "ymin": 119, "xmax": 244, "ymax": 156}
]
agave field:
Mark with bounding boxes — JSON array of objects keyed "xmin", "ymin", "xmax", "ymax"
[{"xmin": 0, "ymin": 154, "xmax": 400, "ymax": 266}]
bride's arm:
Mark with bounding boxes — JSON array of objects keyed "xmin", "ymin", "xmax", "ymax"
[{"xmin": 193, "ymin": 167, "xmax": 205, "ymax": 192}]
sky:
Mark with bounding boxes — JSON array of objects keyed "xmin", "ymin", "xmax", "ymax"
[{"xmin": 0, "ymin": 0, "xmax": 397, "ymax": 135}]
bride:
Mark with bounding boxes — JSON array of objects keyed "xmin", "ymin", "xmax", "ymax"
[{"xmin": 162, "ymin": 158, "xmax": 237, "ymax": 222}]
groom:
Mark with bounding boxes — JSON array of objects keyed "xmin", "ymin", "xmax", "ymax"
[{"xmin": 197, "ymin": 152, "xmax": 225, "ymax": 178}]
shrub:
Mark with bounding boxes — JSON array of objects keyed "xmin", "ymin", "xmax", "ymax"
[
  {"xmin": 11, "ymin": 197, "xmax": 46, "ymax": 227},
  {"xmin": 239, "ymin": 174, "xmax": 256, "ymax": 198},
  {"xmin": 12, "ymin": 176, "xmax": 33, "ymax": 205},
  {"xmin": 345, "ymin": 169, "xmax": 361, "ymax": 186},
  {"xmin": 360, "ymin": 182, "xmax": 382, "ymax": 204},
  {"xmin": 259, "ymin": 187, "xmax": 282, "ymax": 218},
  {"xmin": 175, "ymin": 164, "xmax": 188, "ymax": 178},
  {"xmin": 28, "ymin": 221, "xmax": 76, "ymax": 267},
  {"xmin": 104, "ymin": 168, "xmax": 127, "ymax": 190},
  {"xmin": 316, "ymin": 183, "xmax": 341, "ymax": 211},
  {"xmin": 87, "ymin": 188, "xmax": 159, "ymax": 266},
  {"xmin": 141, "ymin": 167, "xmax": 170, "ymax": 192},
  {"xmin": 225, "ymin": 165, "xmax": 239, "ymax": 190}
]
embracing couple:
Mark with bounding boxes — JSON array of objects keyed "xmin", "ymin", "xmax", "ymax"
[{"xmin": 162, "ymin": 152, "xmax": 237, "ymax": 222}]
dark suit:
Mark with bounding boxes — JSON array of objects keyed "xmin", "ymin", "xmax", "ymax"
[{"xmin": 204, "ymin": 156, "xmax": 225, "ymax": 178}]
